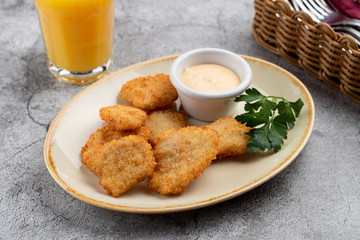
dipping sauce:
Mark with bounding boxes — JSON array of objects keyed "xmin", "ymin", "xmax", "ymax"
[{"xmin": 181, "ymin": 64, "xmax": 240, "ymax": 93}]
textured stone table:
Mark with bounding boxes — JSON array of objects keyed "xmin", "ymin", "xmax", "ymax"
[{"xmin": 1, "ymin": 0, "xmax": 359, "ymax": 239}]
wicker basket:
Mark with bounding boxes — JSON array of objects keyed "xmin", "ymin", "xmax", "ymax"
[{"xmin": 253, "ymin": 0, "xmax": 360, "ymax": 103}]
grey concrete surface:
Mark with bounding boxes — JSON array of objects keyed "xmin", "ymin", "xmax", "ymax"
[{"xmin": 1, "ymin": 0, "xmax": 360, "ymax": 239}]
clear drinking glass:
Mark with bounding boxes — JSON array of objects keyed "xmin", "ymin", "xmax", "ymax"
[{"xmin": 34, "ymin": 0, "xmax": 114, "ymax": 85}]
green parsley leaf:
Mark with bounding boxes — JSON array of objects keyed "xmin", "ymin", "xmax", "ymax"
[
  {"xmin": 290, "ymin": 99, "xmax": 304, "ymax": 118},
  {"xmin": 235, "ymin": 88, "xmax": 304, "ymax": 153},
  {"xmin": 247, "ymin": 126, "xmax": 272, "ymax": 152},
  {"xmin": 235, "ymin": 88, "xmax": 265, "ymax": 103}
]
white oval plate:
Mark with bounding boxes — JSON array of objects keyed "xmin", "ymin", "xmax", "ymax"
[{"xmin": 44, "ymin": 55, "xmax": 315, "ymax": 214}]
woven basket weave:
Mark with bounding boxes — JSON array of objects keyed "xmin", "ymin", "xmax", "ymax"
[{"xmin": 253, "ymin": 0, "xmax": 360, "ymax": 103}]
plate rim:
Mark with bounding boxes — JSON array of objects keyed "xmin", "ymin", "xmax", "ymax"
[{"xmin": 43, "ymin": 54, "xmax": 315, "ymax": 214}]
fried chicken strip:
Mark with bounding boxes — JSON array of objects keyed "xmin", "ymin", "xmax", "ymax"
[
  {"xmin": 149, "ymin": 126, "xmax": 219, "ymax": 195},
  {"xmin": 100, "ymin": 105, "xmax": 148, "ymax": 131},
  {"xmin": 144, "ymin": 110, "xmax": 186, "ymax": 146},
  {"xmin": 206, "ymin": 117, "xmax": 250, "ymax": 159},
  {"xmin": 120, "ymin": 74, "xmax": 178, "ymax": 111},
  {"xmin": 81, "ymin": 125, "xmax": 150, "ymax": 175},
  {"xmin": 99, "ymin": 136, "xmax": 155, "ymax": 197}
]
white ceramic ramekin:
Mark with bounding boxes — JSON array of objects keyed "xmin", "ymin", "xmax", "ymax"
[{"xmin": 170, "ymin": 48, "xmax": 252, "ymax": 121}]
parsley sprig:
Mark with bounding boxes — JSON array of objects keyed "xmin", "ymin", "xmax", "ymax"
[{"xmin": 235, "ymin": 88, "xmax": 304, "ymax": 153}]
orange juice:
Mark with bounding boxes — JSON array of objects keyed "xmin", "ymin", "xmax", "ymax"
[{"xmin": 35, "ymin": 0, "xmax": 114, "ymax": 76}]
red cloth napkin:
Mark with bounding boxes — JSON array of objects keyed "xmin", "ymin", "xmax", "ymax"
[{"xmin": 329, "ymin": 0, "xmax": 360, "ymax": 20}]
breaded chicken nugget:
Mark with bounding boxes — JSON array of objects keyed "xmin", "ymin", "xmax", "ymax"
[
  {"xmin": 206, "ymin": 117, "xmax": 250, "ymax": 159},
  {"xmin": 144, "ymin": 110, "xmax": 186, "ymax": 145},
  {"xmin": 148, "ymin": 126, "xmax": 219, "ymax": 195},
  {"xmin": 100, "ymin": 105, "xmax": 148, "ymax": 131},
  {"xmin": 81, "ymin": 125, "xmax": 150, "ymax": 175},
  {"xmin": 99, "ymin": 136, "xmax": 155, "ymax": 197},
  {"xmin": 120, "ymin": 74, "xmax": 178, "ymax": 111}
]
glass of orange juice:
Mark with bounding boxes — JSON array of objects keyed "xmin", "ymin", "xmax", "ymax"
[{"xmin": 34, "ymin": 0, "xmax": 114, "ymax": 85}]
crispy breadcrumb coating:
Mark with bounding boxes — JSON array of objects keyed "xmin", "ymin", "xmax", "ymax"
[
  {"xmin": 148, "ymin": 126, "xmax": 219, "ymax": 195},
  {"xmin": 120, "ymin": 74, "xmax": 178, "ymax": 111},
  {"xmin": 144, "ymin": 110, "xmax": 186, "ymax": 146},
  {"xmin": 206, "ymin": 117, "xmax": 250, "ymax": 159},
  {"xmin": 81, "ymin": 125, "xmax": 150, "ymax": 175},
  {"xmin": 100, "ymin": 105, "xmax": 148, "ymax": 131},
  {"xmin": 99, "ymin": 136, "xmax": 155, "ymax": 197}
]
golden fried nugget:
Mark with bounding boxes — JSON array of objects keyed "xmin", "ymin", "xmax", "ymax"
[
  {"xmin": 206, "ymin": 117, "xmax": 250, "ymax": 159},
  {"xmin": 148, "ymin": 126, "xmax": 219, "ymax": 195},
  {"xmin": 81, "ymin": 125, "xmax": 150, "ymax": 175},
  {"xmin": 99, "ymin": 136, "xmax": 155, "ymax": 197},
  {"xmin": 100, "ymin": 105, "xmax": 148, "ymax": 131},
  {"xmin": 120, "ymin": 74, "xmax": 178, "ymax": 111},
  {"xmin": 144, "ymin": 110, "xmax": 186, "ymax": 145}
]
